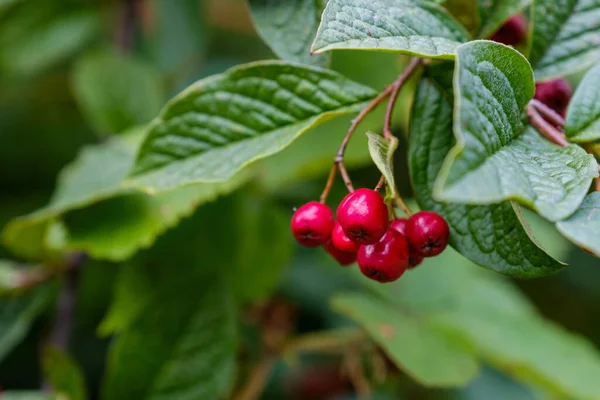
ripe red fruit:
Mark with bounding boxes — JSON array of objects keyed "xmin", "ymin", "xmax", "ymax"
[
  {"xmin": 337, "ymin": 188, "xmax": 389, "ymax": 245},
  {"xmin": 534, "ymin": 78, "xmax": 572, "ymax": 117},
  {"xmin": 331, "ymin": 222, "xmax": 360, "ymax": 253},
  {"xmin": 357, "ymin": 229, "xmax": 409, "ymax": 283},
  {"xmin": 405, "ymin": 212, "xmax": 450, "ymax": 257},
  {"xmin": 390, "ymin": 218, "xmax": 424, "ymax": 268},
  {"xmin": 291, "ymin": 201, "xmax": 334, "ymax": 247},
  {"xmin": 323, "ymin": 240, "xmax": 357, "ymax": 266},
  {"xmin": 489, "ymin": 15, "xmax": 527, "ymax": 46}
]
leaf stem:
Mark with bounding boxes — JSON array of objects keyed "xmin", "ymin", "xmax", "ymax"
[{"xmin": 527, "ymin": 105, "xmax": 569, "ymax": 147}]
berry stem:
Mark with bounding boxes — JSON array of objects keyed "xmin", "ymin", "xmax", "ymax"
[
  {"xmin": 338, "ymin": 162, "xmax": 355, "ymax": 193},
  {"xmin": 394, "ymin": 196, "xmax": 413, "ymax": 217},
  {"xmin": 319, "ymin": 163, "xmax": 338, "ymax": 204},
  {"xmin": 374, "ymin": 175, "xmax": 385, "ymax": 192},
  {"xmin": 383, "ymin": 57, "xmax": 421, "ymax": 140},
  {"xmin": 527, "ymin": 104, "xmax": 569, "ymax": 147},
  {"xmin": 529, "ymin": 99, "xmax": 566, "ymax": 128}
]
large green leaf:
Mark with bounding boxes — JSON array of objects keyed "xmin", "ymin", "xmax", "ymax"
[
  {"xmin": 2, "ymin": 129, "xmax": 248, "ymax": 261},
  {"xmin": 435, "ymin": 41, "xmax": 597, "ymax": 222},
  {"xmin": 42, "ymin": 346, "xmax": 88, "ymax": 400},
  {"xmin": 332, "ymin": 292, "xmax": 479, "ymax": 387},
  {"xmin": 351, "ymin": 249, "xmax": 600, "ymax": 398},
  {"xmin": 556, "ymin": 192, "xmax": 600, "ymax": 257},
  {"xmin": 0, "ymin": 284, "xmax": 54, "ymax": 362},
  {"xmin": 249, "ymin": 0, "xmax": 329, "ymax": 67},
  {"xmin": 366, "ymin": 132, "xmax": 399, "ymax": 197},
  {"xmin": 71, "ymin": 50, "xmax": 165, "ymax": 135},
  {"xmin": 128, "ymin": 61, "xmax": 377, "ymax": 191},
  {"xmin": 104, "ymin": 276, "xmax": 237, "ymax": 400},
  {"xmin": 565, "ymin": 64, "xmax": 600, "ymax": 142},
  {"xmin": 310, "ymin": 0, "xmax": 469, "ymax": 58},
  {"xmin": 409, "ymin": 73, "xmax": 564, "ymax": 277},
  {"xmin": 529, "ymin": 0, "xmax": 600, "ymax": 80},
  {"xmin": 477, "ymin": 0, "xmax": 531, "ymax": 38}
]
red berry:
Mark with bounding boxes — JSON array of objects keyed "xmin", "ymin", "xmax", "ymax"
[
  {"xmin": 331, "ymin": 221, "xmax": 360, "ymax": 253},
  {"xmin": 337, "ymin": 188, "xmax": 389, "ymax": 245},
  {"xmin": 357, "ymin": 229, "xmax": 409, "ymax": 283},
  {"xmin": 405, "ymin": 212, "xmax": 450, "ymax": 257},
  {"xmin": 323, "ymin": 240, "xmax": 357, "ymax": 266},
  {"xmin": 291, "ymin": 201, "xmax": 334, "ymax": 247},
  {"xmin": 390, "ymin": 218, "xmax": 424, "ymax": 268},
  {"xmin": 489, "ymin": 15, "xmax": 527, "ymax": 46},
  {"xmin": 534, "ymin": 78, "xmax": 572, "ymax": 117}
]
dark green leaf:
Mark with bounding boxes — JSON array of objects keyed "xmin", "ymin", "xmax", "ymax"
[
  {"xmin": 366, "ymin": 132, "xmax": 399, "ymax": 197},
  {"xmin": 477, "ymin": 0, "xmax": 531, "ymax": 38},
  {"xmin": 42, "ymin": 346, "xmax": 88, "ymax": 400},
  {"xmin": 332, "ymin": 292, "xmax": 479, "ymax": 387},
  {"xmin": 565, "ymin": 64, "xmax": 600, "ymax": 142},
  {"xmin": 249, "ymin": 0, "xmax": 329, "ymax": 67},
  {"xmin": 104, "ymin": 277, "xmax": 237, "ymax": 400},
  {"xmin": 556, "ymin": 192, "xmax": 600, "ymax": 257},
  {"xmin": 409, "ymin": 73, "xmax": 564, "ymax": 277},
  {"xmin": 0, "ymin": 284, "xmax": 54, "ymax": 362},
  {"xmin": 71, "ymin": 50, "xmax": 165, "ymax": 135},
  {"xmin": 311, "ymin": 0, "xmax": 469, "ymax": 58},
  {"xmin": 129, "ymin": 61, "xmax": 377, "ymax": 191},
  {"xmin": 529, "ymin": 0, "xmax": 600, "ymax": 80},
  {"xmin": 435, "ymin": 41, "xmax": 597, "ymax": 222}
]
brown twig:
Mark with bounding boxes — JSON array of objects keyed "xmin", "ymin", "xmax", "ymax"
[
  {"xmin": 344, "ymin": 344, "xmax": 371, "ymax": 400},
  {"xmin": 529, "ymin": 99, "xmax": 565, "ymax": 128},
  {"xmin": 527, "ymin": 105, "xmax": 569, "ymax": 147},
  {"xmin": 116, "ymin": 0, "xmax": 138, "ymax": 52},
  {"xmin": 383, "ymin": 58, "xmax": 422, "ymax": 140},
  {"xmin": 233, "ymin": 356, "xmax": 277, "ymax": 400}
]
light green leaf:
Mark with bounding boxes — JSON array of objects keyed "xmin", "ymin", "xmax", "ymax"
[
  {"xmin": 2, "ymin": 129, "xmax": 248, "ymax": 261},
  {"xmin": 529, "ymin": 0, "xmax": 600, "ymax": 80},
  {"xmin": 435, "ymin": 40, "xmax": 597, "ymax": 222},
  {"xmin": 311, "ymin": 0, "xmax": 469, "ymax": 58},
  {"xmin": 249, "ymin": 0, "xmax": 329, "ymax": 67},
  {"xmin": 0, "ymin": 284, "xmax": 55, "ymax": 362},
  {"xmin": 332, "ymin": 292, "xmax": 479, "ymax": 387},
  {"xmin": 104, "ymin": 277, "xmax": 237, "ymax": 400},
  {"xmin": 409, "ymin": 73, "xmax": 564, "ymax": 277},
  {"xmin": 556, "ymin": 192, "xmax": 600, "ymax": 257},
  {"xmin": 366, "ymin": 132, "xmax": 399, "ymax": 197},
  {"xmin": 128, "ymin": 61, "xmax": 377, "ymax": 191},
  {"xmin": 565, "ymin": 64, "xmax": 600, "ymax": 142},
  {"xmin": 42, "ymin": 346, "xmax": 88, "ymax": 400},
  {"xmin": 71, "ymin": 50, "xmax": 165, "ymax": 135},
  {"xmin": 477, "ymin": 0, "xmax": 531, "ymax": 38}
]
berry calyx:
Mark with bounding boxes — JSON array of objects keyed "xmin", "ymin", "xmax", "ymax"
[
  {"xmin": 337, "ymin": 188, "xmax": 389, "ymax": 245},
  {"xmin": 357, "ymin": 229, "xmax": 409, "ymax": 283},
  {"xmin": 534, "ymin": 78, "xmax": 572, "ymax": 117},
  {"xmin": 323, "ymin": 240, "xmax": 357, "ymax": 266},
  {"xmin": 405, "ymin": 211, "xmax": 450, "ymax": 257},
  {"xmin": 489, "ymin": 15, "xmax": 527, "ymax": 46},
  {"xmin": 291, "ymin": 201, "xmax": 334, "ymax": 247},
  {"xmin": 331, "ymin": 222, "xmax": 360, "ymax": 253},
  {"xmin": 390, "ymin": 218, "xmax": 424, "ymax": 268}
]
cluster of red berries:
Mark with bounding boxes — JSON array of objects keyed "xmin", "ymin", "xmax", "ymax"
[{"xmin": 291, "ymin": 188, "xmax": 450, "ymax": 283}]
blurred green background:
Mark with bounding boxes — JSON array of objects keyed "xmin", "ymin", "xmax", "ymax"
[{"xmin": 0, "ymin": 0, "xmax": 599, "ymax": 399}]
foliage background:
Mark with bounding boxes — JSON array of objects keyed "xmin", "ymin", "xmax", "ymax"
[{"xmin": 0, "ymin": 0, "xmax": 599, "ymax": 399}]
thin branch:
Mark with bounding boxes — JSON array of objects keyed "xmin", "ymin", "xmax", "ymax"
[
  {"xmin": 383, "ymin": 58, "xmax": 422, "ymax": 140},
  {"xmin": 527, "ymin": 105, "xmax": 569, "ymax": 147},
  {"xmin": 529, "ymin": 99, "xmax": 565, "ymax": 128},
  {"xmin": 117, "ymin": 0, "xmax": 138, "ymax": 52},
  {"xmin": 345, "ymin": 344, "xmax": 371, "ymax": 400},
  {"xmin": 233, "ymin": 356, "xmax": 277, "ymax": 400}
]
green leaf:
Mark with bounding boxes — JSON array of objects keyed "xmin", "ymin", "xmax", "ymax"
[
  {"xmin": 128, "ymin": 61, "xmax": 377, "ymax": 191},
  {"xmin": 556, "ymin": 192, "xmax": 600, "ymax": 257},
  {"xmin": 477, "ymin": 0, "xmax": 531, "ymax": 38},
  {"xmin": 435, "ymin": 40, "xmax": 597, "ymax": 222},
  {"xmin": 565, "ymin": 64, "xmax": 600, "ymax": 142},
  {"xmin": 42, "ymin": 346, "xmax": 88, "ymax": 400},
  {"xmin": 71, "ymin": 50, "xmax": 165, "ymax": 135},
  {"xmin": 104, "ymin": 276, "xmax": 237, "ymax": 400},
  {"xmin": 0, "ymin": 4, "xmax": 99, "ymax": 76},
  {"xmin": 2, "ymin": 129, "xmax": 248, "ymax": 261},
  {"xmin": 366, "ymin": 132, "xmax": 399, "ymax": 197},
  {"xmin": 332, "ymin": 292, "xmax": 479, "ymax": 387},
  {"xmin": 249, "ymin": 0, "xmax": 329, "ymax": 67},
  {"xmin": 311, "ymin": 0, "xmax": 469, "ymax": 58},
  {"xmin": 409, "ymin": 73, "xmax": 565, "ymax": 277},
  {"xmin": 529, "ymin": 0, "xmax": 600, "ymax": 80},
  {"xmin": 0, "ymin": 284, "xmax": 54, "ymax": 362}
]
